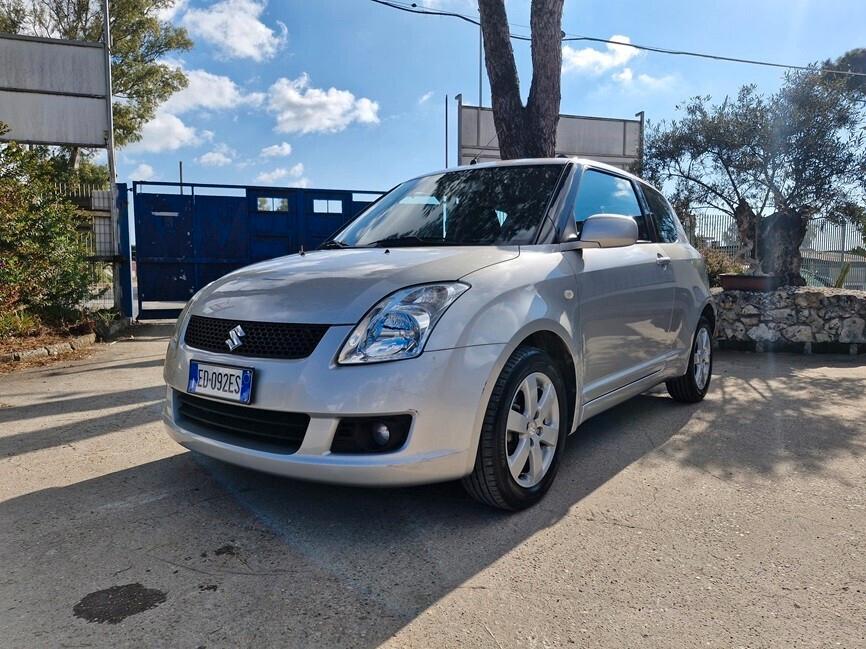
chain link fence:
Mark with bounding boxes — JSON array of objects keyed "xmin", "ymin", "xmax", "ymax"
[{"xmin": 687, "ymin": 210, "xmax": 866, "ymax": 290}]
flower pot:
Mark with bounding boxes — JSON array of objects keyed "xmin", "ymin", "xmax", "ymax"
[{"xmin": 719, "ymin": 274, "xmax": 786, "ymax": 292}]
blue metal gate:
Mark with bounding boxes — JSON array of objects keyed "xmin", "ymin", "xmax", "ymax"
[{"xmin": 133, "ymin": 182, "xmax": 381, "ymax": 319}]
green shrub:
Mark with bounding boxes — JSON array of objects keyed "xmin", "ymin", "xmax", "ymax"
[
  {"xmin": 0, "ymin": 124, "xmax": 91, "ymax": 330},
  {"xmin": 0, "ymin": 309, "xmax": 41, "ymax": 338},
  {"xmin": 698, "ymin": 245, "xmax": 744, "ymax": 287}
]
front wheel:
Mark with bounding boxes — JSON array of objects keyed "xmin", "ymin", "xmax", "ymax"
[
  {"xmin": 666, "ymin": 316, "xmax": 713, "ymax": 403},
  {"xmin": 462, "ymin": 346, "xmax": 569, "ymax": 510}
]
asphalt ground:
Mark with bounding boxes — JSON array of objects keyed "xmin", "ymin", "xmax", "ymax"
[{"xmin": 1, "ymin": 324, "xmax": 864, "ymax": 648}]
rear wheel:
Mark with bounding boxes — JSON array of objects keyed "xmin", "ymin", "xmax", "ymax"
[
  {"xmin": 666, "ymin": 316, "xmax": 713, "ymax": 403},
  {"xmin": 463, "ymin": 346, "xmax": 569, "ymax": 510}
]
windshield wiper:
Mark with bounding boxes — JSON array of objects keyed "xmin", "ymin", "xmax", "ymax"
[
  {"xmin": 364, "ymin": 235, "xmax": 446, "ymax": 248},
  {"xmin": 320, "ymin": 239, "xmax": 352, "ymax": 249}
]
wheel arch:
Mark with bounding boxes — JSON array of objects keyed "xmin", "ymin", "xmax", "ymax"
[
  {"xmin": 517, "ymin": 330, "xmax": 578, "ymax": 434},
  {"xmin": 469, "ymin": 320, "xmax": 580, "ymax": 454}
]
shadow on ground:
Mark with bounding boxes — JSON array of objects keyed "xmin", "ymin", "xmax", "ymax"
[{"xmin": 1, "ymin": 351, "xmax": 864, "ymax": 647}]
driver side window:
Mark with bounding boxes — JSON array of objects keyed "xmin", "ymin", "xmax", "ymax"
[{"xmin": 573, "ymin": 169, "xmax": 650, "ymax": 240}]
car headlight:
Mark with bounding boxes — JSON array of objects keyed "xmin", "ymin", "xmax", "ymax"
[{"xmin": 338, "ymin": 282, "xmax": 470, "ymax": 364}]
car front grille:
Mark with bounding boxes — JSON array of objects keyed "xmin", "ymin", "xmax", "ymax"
[
  {"xmin": 175, "ymin": 391, "xmax": 309, "ymax": 454},
  {"xmin": 183, "ymin": 315, "xmax": 329, "ymax": 359}
]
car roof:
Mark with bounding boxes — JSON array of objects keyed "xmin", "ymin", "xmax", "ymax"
[{"xmin": 412, "ymin": 157, "xmax": 645, "ymax": 184}]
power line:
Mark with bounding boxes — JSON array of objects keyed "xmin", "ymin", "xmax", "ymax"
[{"xmin": 369, "ymin": 0, "xmax": 866, "ymax": 79}]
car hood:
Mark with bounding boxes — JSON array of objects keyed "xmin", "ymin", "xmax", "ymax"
[{"xmin": 189, "ymin": 246, "xmax": 520, "ymax": 324}]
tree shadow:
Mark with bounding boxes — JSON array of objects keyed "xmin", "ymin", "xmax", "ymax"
[
  {"xmin": 2, "ymin": 351, "xmax": 864, "ymax": 647},
  {"xmin": 664, "ymin": 352, "xmax": 866, "ymax": 483},
  {"xmin": 1, "ymin": 394, "xmax": 693, "ymax": 648}
]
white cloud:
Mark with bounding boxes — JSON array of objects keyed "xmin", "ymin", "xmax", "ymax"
[
  {"xmin": 156, "ymin": 0, "xmax": 187, "ymax": 22},
  {"xmin": 562, "ymin": 35, "xmax": 638, "ymax": 74},
  {"xmin": 635, "ymin": 72, "xmax": 675, "ymax": 89},
  {"xmin": 267, "ymin": 74, "xmax": 380, "ymax": 134},
  {"xmin": 182, "ymin": 0, "xmax": 287, "ymax": 62},
  {"xmin": 128, "ymin": 112, "xmax": 202, "ymax": 152},
  {"xmin": 163, "ymin": 68, "xmax": 264, "ymax": 114},
  {"xmin": 256, "ymin": 163, "xmax": 305, "ymax": 183},
  {"xmin": 130, "ymin": 163, "xmax": 155, "ymax": 181},
  {"xmin": 612, "ymin": 68, "xmax": 633, "ymax": 83},
  {"xmin": 260, "ymin": 142, "xmax": 293, "ymax": 157},
  {"xmin": 196, "ymin": 144, "xmax": 235, "ymax": 166},
  {"xmin": 418, "ymin": 91, "xmax": 434, "ymax": 105},
  {"xmin": 612, "ymin": 67, "xmax": 675, "ymax": 90},
  {"xmin": 286, "ymin": 177, "xmax": 311, "ymax": 188}
]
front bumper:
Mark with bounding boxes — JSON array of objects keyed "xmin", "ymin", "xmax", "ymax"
[{"xmin": 163, "ymin": 326, "xmax": 505, "ymax": 486}]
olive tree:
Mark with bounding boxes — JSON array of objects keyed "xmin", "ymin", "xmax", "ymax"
[
  {"xmin": 477, "ymin": 0, "xmax": 564, "ymax": 159},
  {"xmin": 643, "ymin": 70, "xmax": 866, "ymax": 285}
]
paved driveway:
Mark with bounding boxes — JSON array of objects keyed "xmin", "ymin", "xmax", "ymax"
[{"xmin": 1, "ymin": 325, "xmax": 864, "ymax": 648}]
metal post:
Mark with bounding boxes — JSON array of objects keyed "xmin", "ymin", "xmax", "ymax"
[
  {"xmin": 635, "ymin": 111, "xmax": 645, "ymax": 174},
  {"xmin": 179, "ymin": 160, "xmax": 184, "ymax": 195},
  {"xmin": 101, "ymin": 0, "xmax": 123, "ymax": 316},
  {"xmin": 455, "ymin": 93, "xmax": 463, "ymax": 165},
  {"xmin": 444, "ymin": 94, "xmax": 448, "ymax": 168},
  {"xmin": 478, "ymin": 26, "xmax": 483, "ymax": 108}
]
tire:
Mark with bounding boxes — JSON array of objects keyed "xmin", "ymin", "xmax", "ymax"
[
  {"xmin": 462, "ymin": 346, "xmax": 569, "ymax": 511},
  {"xmin": 666, "ymin": 316, "xmax": 713, "ymax": 403}
]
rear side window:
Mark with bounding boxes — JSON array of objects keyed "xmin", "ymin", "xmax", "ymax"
[
  {"xmin": 573, "ymin": 169, "xmax": 650, "ymax": 240},
  {"xmin": 642, "ymin": 185, "xmax": 680, "ymax": 243}
]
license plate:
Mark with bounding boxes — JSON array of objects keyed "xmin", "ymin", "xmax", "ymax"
[{"xmin": 187, "ymin": 361, "xmax": 253, "ymax": 404}]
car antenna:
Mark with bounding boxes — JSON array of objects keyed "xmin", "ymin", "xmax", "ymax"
[{"xmin": 470, "ymin": 132, "xmax": 499, "ymax": 165}]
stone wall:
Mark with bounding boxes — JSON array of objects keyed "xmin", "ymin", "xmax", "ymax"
[{"xmin": 713, "ymin": 287, "xmax": 866, "ymax": 353}]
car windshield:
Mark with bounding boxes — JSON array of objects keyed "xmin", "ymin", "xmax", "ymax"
[{"xmin": 330, "ymin": 164, "xmax": 565, "ymax": 247}]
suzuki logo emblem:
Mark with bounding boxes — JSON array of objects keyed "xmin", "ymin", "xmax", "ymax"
[{"xmin": 225, "ymin": 325, "xmax": 246, "ymax": 351}]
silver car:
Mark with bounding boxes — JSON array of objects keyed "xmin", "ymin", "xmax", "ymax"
[{"xmin": 163, "ymin": 158, "xmax": 714, "ymax": 510}]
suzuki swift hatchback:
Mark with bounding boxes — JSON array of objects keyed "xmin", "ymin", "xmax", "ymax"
[{"xmin": 163, "ymin": 158, "xmax": 714, "ymax": 510}]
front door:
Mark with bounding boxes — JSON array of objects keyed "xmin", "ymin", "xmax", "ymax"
[{"xmin": 563, "ymin": 168, "xmax": 675, "ymax": 402}]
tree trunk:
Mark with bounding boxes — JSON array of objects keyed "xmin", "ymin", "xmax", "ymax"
[
  {"xmin": 733, "ymin": 198, "xmax": 761, "ymax": 272},
  {"xmin": 478, "ymin": 0, "xmax": 564, "ymax": 159},
  {"xmin": 757, "ymin": 209, "xmax": 808, "ymax": 286},
  {"xmin": 68, "ymin": 146, "xmax": 80, "ymax": 172}
]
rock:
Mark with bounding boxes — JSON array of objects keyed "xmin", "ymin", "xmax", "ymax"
[
  {"xmin": 840, "ymin": 317, "xmax": 865, "ymax": 343},
  {"xmin": 747, "ymin": 323, "xmax": 780, "ymax": 342},
  {"xmin": 71, "ymin": 333, "xmax": 97, "ymax": 350},
  {"xmin": 14, "ymin": 347, "xmax": 49, "ymax": 361},
  {"xmin": 740, "ymin": 304, "xmax": 760, "ymax": 316},
  {"xmin": 767, "ymin": 308, "xmax": 795, "ymax": 324},
  {"xmin": 783, "ymin": 325, "xmax": 813, "ymax": 343},
  {"xmin": 794, "ymin": 291, "xmax": 822, "ymax": 308},
  {"xmin": 45, "ymin": 342, "xmax": 73, "ymax": 356}
]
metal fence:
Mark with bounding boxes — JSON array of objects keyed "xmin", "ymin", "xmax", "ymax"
[
  {"xmin": 690, "ymin": 210, "xmax": 866, "ymax": 290},
  {"xmin": 56, "ymin": 183, "xmax": 117, "ymax": 310}
]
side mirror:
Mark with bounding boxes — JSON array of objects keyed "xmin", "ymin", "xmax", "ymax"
[{"xmin": 559, "ymin": 214, "xmax": 639, "ymax": 251}]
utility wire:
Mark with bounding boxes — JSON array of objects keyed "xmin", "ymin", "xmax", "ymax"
[{"xmin": 369, "ymin": 0, "xmax": 866, "ymax": 79}]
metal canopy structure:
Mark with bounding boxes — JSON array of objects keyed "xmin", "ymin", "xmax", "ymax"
[
  {"xmin": 456, "ymin": 96, "xmax": 643, "ymax": 170},
  {"xmin": 0, "ymin": 32, "xmax": 110, "ymax": 147}
]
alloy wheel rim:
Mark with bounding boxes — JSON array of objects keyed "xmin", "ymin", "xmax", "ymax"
[
  {"xmin": 693, "ymin": 327, "xmax": 712, "ymax": 390},
  {"xmin": 505, "ymin": 372, "xmax": 560, "ymax": 488}
]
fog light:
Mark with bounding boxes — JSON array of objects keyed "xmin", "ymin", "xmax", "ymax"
[
  {"xmin": 330, "ymin": 415, "xmax": 412, "ymax": 454},
  {"xmin": 372, "ymin": 422, "xmax": 390, "ymax": 447}
]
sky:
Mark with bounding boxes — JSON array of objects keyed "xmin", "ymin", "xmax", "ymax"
[{"xmin": 118, "ymin": 0, "xmax": 866, "ymax": 193}]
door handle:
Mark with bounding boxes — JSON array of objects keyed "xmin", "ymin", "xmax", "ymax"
[{"xmin": 656, "ymin": 254, "xmax": 671, "ymax": 266}]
